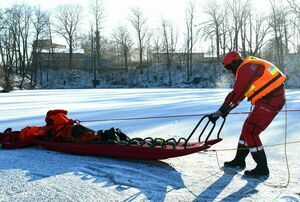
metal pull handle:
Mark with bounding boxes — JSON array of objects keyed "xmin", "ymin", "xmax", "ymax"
[{"xmin": 185, "ymin": 115, "xmax": 226, "ymax": 146}]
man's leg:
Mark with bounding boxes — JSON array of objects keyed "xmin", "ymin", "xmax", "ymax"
[
  {"xmin": 224, "ymin": 134, "xmax": 249, "ymax": 169},
  {"xmin": 242, "ymin": 101, "xmax": 282, "ymax": 176}
]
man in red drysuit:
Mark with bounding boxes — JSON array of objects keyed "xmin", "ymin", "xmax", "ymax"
[
  {"xmin": 209, "ymin": 51, "xmax": 286, "ymax": 177},
  {"xmin": 0, "ymin": 109, "xmax": 129, "ymax": 149}
]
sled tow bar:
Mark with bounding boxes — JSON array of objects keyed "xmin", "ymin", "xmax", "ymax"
[{"xmin": 184, "ymin": 115, "xmax": 226, "ymax": 147}]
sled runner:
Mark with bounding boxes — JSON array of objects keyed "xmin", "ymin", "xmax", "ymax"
[
  {"xmin": 33, "ymin": 115, "xmax": 225, "ymax": 160},
  {"xmin": 0, "ymin": 114, "xmax": 225, "ymax": 160}
]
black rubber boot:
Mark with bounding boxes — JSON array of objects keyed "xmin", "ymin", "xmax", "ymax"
[
  {"xmin": 244, "ymin": 150, "xmax": 269, "ymax": 177},
  {"xmin": 224, "ymin": 144, "xmax": 249, "ymax": 169}
]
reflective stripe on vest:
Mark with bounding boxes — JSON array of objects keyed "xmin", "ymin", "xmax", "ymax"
[{"xmin": 236, "ymin": 56, "xmax": 286, "ymax": 105}]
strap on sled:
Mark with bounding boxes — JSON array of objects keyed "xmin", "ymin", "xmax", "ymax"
[
  {"xmin": 129, "ymin": 115, "xmax": 226, "ymax": 149},
  {"xmin": 185, "ymin": 115, "xmax": 226, "ymax": 146}
]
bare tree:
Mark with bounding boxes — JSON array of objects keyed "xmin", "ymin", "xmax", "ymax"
[
  {"xmin": 152, "ymin": 30, "xmax": 162, "ymax": 63},
  {"xmin": 245, "ymin": 14, "xmax": 270, "ymax": 56},
  {"xmin": 112, "ymin": 25, "xmax": 133, "ymax": 71},
  {"xmin": 144, "ymin": 32, "xmax": 152, "ymax": 64},
  {"xmin": 239, "ymin": 2, "xmax": 251, "ymax": 55},
  {"xmin": 90, "ymin": 0, "xmax": 104, "ymax": 79},
  {"xmin": 287, "ymin": 0, "xmax": 300, "ymax": 52},
  {"xmin": 87, "ymin": 26, "xmax": 98, "ymax": 87},
  {"xmin": 129, "ymin": 7, "xmax": 147, "ymax": 67},
  {"xmin": 54, "ymin": 4, "xmax": 82, "ymax": 69},
  {"xmin": 185, "ymin": 1, "xmax": 196, "ymax": 80},
  {"xmin": 219, "ymin": 8, "xmax": 231, "ymax": 56},
  {"xmin": 31, "ymin": 6, "xmax": 49, "ymax": 86},
  {"xmin": 4, "ymin": 4, "xmax": 33, "ymax": 88},
  {"xmin": 226, "ymin": 0, "xmax": 250, "ymax": 51},
  {"xmin": 202, "ymin": 0, "xmax": 223, "ymax": 59},
  {"xmin": 161, "ymin": 18, "xmax": 178, "ymax": 86},
  {"xmin": 268, "ymin": 0, "xmax": 290, "ymax": 70},
  {"xmin": 0, "ymin": 6, "xmax": 22, "ymax": 90},
  {"xmin": 0, "ymin": 10, "xmax": 6, "ymax": 67},
  {"xmin": 0, "ymin": 10, "xmax": 14, "ymax": 69},
  {"xmin": 0, "ymin": 9, "xmax": 13, "ymax": 91}
]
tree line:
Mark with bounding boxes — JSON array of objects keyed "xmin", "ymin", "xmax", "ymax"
[{"xmin": 0, "ymin": 0, "xmax": 300, "ymax": 90}]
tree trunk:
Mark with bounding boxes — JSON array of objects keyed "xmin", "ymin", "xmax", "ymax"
[{"xmin": 69, "ymin": 39, "xmax": 72, "ymax": 69}]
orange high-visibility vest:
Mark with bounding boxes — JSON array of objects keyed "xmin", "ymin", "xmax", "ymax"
[{"xmin": 236, "ymin": 56, "xmax": 286, "ymax": 105}]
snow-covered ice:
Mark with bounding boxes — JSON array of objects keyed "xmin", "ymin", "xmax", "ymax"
[{"xmin": 0, "ymin": 88, "xmax": 299, "ymax": 201}]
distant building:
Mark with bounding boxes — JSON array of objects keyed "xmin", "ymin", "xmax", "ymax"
[
  {"xmin": 32, "ymin": 39, "xmax": 66, "ymax": 50},
  {"xmin": 152, "ymin": 52, "xmax": 219, "ymax": 64},
  {"xmin": 32, "ymin": 39, "xmax": 113, "ymax": 70},
  {"xmin": 33, "ymin": 52, "xmax": 112, "ymax": 70}
]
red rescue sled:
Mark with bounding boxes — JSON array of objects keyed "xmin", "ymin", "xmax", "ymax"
[
  {"xmin": 34, "ymin": 115, "xmax": 225, "ymax": 160},
  {"xmin": 34, "ymin": 138, "xmax": 222, "ymax": 160}
]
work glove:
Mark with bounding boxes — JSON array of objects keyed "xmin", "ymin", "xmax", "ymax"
[
  {"xmin": 209, "ymin": 110, "xmax": 222, "ymax": 123},
  {"xmin": 209, "ymin": 105, "xmax": 229, "ymax": 123}
]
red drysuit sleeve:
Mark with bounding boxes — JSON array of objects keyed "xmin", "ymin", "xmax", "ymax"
[{"xmin": 220, "ymin": 63, "xmax": 264, "ymax": 113}]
